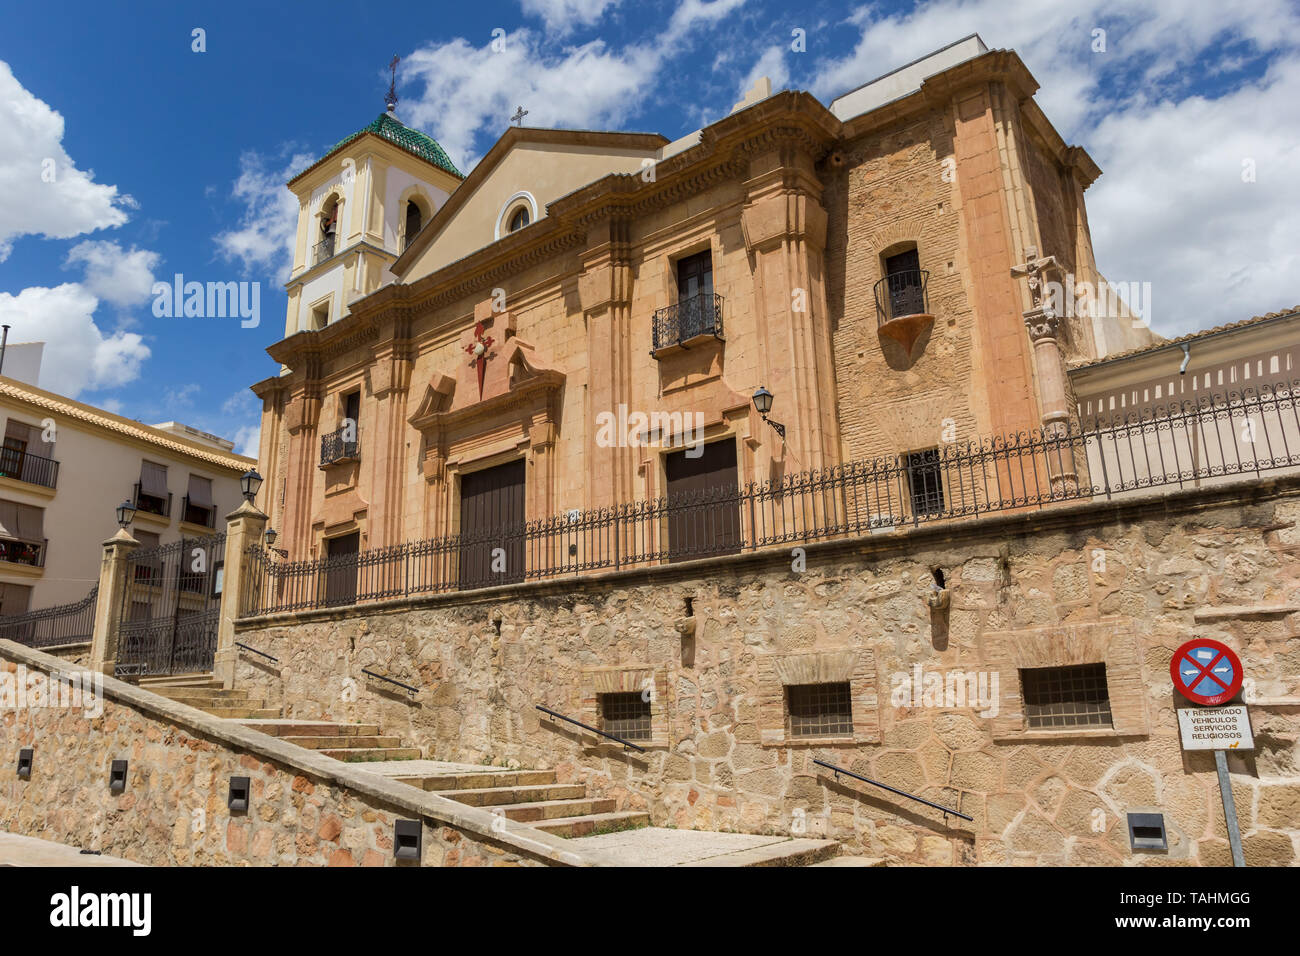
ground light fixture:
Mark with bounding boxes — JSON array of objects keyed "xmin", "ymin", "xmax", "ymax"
[
  {"xmin": 240, "ymin": 468, "xmax": 263, "ymax": 502},
  {"xmin": 17, "ymin": 748, "xmax": 33, "ymax": 779},
  {"xmin": 751, "ymin": 386, "xmax": 787, "ymax": 441},
  {"xmin": 394, "ymin": 819, "xmax": 422, "ymax": 860},
  {"xmin": 109, "ymin": 759, "xmax": 128, "ymax": 794},
  {"xmin": 228, "ymin": 776, "xmax": 251, "ymax": 813}
]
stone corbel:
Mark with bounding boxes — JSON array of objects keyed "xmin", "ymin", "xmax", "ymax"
[
  {"xmin": 368, "ymin": 352, "xmax": 413, "ymax": 398},
  {"xmin": 577, "ymin": 260, "xmax": 632, "ymax": 316},
  {"xmin": 284, "ymin": 393, "xmax": 321, "ymax": 434}
]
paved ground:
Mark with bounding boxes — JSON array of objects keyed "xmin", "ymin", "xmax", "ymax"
[
  {"xmin": 0, "ymin": 832, "xmax": 141, "ymax": 867},
  {"xmin": 566, "ymin": 827, "xmax": 835, "ymax": 866}
]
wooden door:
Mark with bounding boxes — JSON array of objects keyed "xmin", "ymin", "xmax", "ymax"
[
  {"xmin": 323, "ymin": 531, "xmax": 360, "ymax": 606},
  {"xmin": 458, "ymin": 460, "xmax": 526, "ymax": 588},
  {"xmin": 665, "ymin": 438, "xmax": 740, "ymax": 562}
]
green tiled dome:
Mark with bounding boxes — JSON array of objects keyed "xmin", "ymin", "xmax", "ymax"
[{"xmin": 322, "ymin": 112, "xmax": 463, "ymax": 179}]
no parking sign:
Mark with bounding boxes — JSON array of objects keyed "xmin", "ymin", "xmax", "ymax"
[{"xmin": 1170, "ymin": 638, "xmax": 1243, "ymax": 706}]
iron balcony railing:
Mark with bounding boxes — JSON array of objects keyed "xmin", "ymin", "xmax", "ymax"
[
  {"xmin": 0, "ymin": 449, "xmax": 59, "ymax": 489},
  {"xmin": 320, "ymin": 426, "xmax": 360, "ymax": 466},
  {"xmin": 313, "ymin": 235, "xmax": 336, "ymax": 266},
  {"xmin": 0, "ymin": 536, "xmax": 46, "ymax": 568},
  {"xmin": 0, "ymin": 585, "xmax": 96, "ymax": 648},
  {"xmin": 181, "ymin": 495, "xmax": 216, "ymax": 528},
  {"xmin": 652, "ymin": 293, "xmax": 724, "ymax": 353},
  {"xmin": 133, "ymin": 482, "xmax": 172, "ymax": 518},
  {"xmin": 239, "ymin": 380, "xmax": 1300, "ymax": 617},
  {"xmin": 874, "ymin": 268, "xmax": 930, "ymax": 325}
]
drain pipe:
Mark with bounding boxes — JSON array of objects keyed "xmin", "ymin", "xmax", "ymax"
[
  {"xmin": 0, "ymin": 325, "xmax": 9, "ymax": 377},
  {"xmin": 1179, "ymin": 342, "xmax": 1191, "ymax": 375}
]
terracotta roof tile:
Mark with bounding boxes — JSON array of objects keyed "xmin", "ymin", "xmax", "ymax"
[{"xmin": 1070, "ymin": 305, "xmax": 1300, "ymax": 369}]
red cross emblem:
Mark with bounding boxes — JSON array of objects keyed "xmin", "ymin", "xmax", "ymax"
[{"xmin": 464, "ymin": 321, "xmax": 495, "ymax": 400}]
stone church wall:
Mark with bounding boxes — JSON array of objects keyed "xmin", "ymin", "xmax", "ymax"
[{"xmin": 232, "ymin": 475, "xmax": 1300, "ymax": 866}]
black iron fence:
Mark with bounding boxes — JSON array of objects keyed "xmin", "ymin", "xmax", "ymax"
[
  {"xmin": 0, "ymin": 537, "xmax": 46, "ymax": 568},
  {"xmin": 118, "ymin": 534, "xmax": 225, "ymax": 676},
  {"xmin": 320, "ymin": 426, "xmax": 360, "ymax": 466},
  {"xmin": 874, "ymin": 269, "xmax": 929, "ymax": 325},
  {"xmin": 240, "ymin": 381, "xmax": 1300, "ymax": 617},
  {"xmin": 0, "ymin": 448, "xmax": 59, "ymax": 489},
  {"xmin": 0, "ymin": 586, "xmax": 96, "ymax": 648},
  {"xmin": 652, "ymin": 293, "xmax": 724, "ymax": 352}
]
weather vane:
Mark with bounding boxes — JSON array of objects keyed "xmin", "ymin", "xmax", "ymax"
[
  {"xmin": 386, "ymin": 54, "xmax": 400, "ymax": 114},
  {"xmin": 511, "ymin": 105, "xmax": 528, "ymax": 127}
]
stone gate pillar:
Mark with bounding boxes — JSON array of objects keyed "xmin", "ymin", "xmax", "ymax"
[
  {"xmin": 213, "ymin": 498, "xmax": 268, "ymax": 689},
  {"xmin": 88, "ymin": 528, "xmax": 139, "ymax": 676}
]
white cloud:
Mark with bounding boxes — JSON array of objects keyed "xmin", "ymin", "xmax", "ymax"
[
  {"xmin": 806, "ymin": 0, "xmax": 1300, "ymax": 336},
  {"xmin": 739, "ymin": 47, "xmax": 790, "ymax": 101},
  {"xmin": 403, "ymin": 0, "xmax": 749, "ymax": 171},
  {"xmin": 0, "ymin": 60, "xmax": 131, "ymax": 261},
  {"xmin": 214, "ymin": 149, "xmax": 312, "ymax": 282},
  {"xmin": 64, "ymin": 240, "xmax": 160, "ymax": 308},
  {"xmin": 519, "ymin": 0, "xmax": 619, "ymax": 34},
  {"xmin": 0, "ymin": 284, "xmax": 150, "ymax": 396}
]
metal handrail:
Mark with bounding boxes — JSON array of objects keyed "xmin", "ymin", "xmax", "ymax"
[
  {"xmin": 313, "ymin": 235, "xmax": 335, "ymax": 266},
  {"xmin": 814, "ymin": 758, "xmax": 972, "ymax": 821},
  {"xmin": 361, "ymin": 667, "xmax": 418, "ymax": 697},
  {"xmin": 234, "ymin": 641, "xmax": 278, "ymax": 663},
  {"xmin": 535, "ymin": 704, "xmax": 647, "ymax": 753},
  {"xmin": 0, "ymin": 448, "xmax": 59, "ymax": 489}
]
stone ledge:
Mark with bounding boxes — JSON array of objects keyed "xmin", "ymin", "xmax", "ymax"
[
  {"xmin": 1193, "ymin": 605, "xmax": 1300, "ymax": 622},
  {"xmin": 0, "ymin": 640, "xmax": 620, "ymax": 868}
]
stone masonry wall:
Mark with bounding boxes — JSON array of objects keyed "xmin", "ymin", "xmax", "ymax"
[
  {"xmin": 0, "ymin": 643, "xmax": 609, "ymax": 867},
  {"xmin": 233, "ymin": 478, "xmax": 1300, "ymax": 866}
]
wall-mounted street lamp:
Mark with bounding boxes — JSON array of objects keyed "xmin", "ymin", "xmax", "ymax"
[
  {"xmin": 751, "ymin": 387, "xmax": 786, "ymax": 442},
  {"xmin": 240, "ymin": 469, "xmax": 263, "ymax": 503},
  {"xmin": 264, "ymin": 528, "xmax": 288, "ymax": 558},
  {"xmin": 116, "ymin": 498, "xmax": 136, "ymax": 529}
]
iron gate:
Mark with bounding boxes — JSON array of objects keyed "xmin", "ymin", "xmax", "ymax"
[{"xmin": 117, "ymin": 533, "xmax": 225, "ymax": 676}]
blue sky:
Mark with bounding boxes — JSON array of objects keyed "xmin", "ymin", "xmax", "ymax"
[{"xmin": 1, "ymin": 0, "xmax": 1297, "ymax": 455}]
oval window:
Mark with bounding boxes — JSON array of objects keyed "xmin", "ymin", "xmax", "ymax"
[{"xmin": 508, "ymin": 206, "xmax": 530, "ymax": 232}]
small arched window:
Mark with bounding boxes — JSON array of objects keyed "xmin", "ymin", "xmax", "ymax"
[
  {"xmin": 404, "ymin": 200, "xmax": 423, "ymax": 250},
  {"xmin": 508, "ymin": 206, "xmax": 530, "ymax": 232},
  {"xmin": 321, "ymin": 199, "xmax": 338, "ymax": 237}
]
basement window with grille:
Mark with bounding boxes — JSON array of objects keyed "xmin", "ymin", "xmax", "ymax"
[
  {"xmin": 598, "ymin": 691, "xmax": 652, "ymax": 742},
  {"xmin": 1021, "ymin": 662, "xmax": 1113, "ymax": 730},
  {"xmin": 905, "ymin": 448, "xmax": 944, "ymax": 517},
  {"xmin": 786, "ymin": 682, "xmax": 853, "ymax": 739}
]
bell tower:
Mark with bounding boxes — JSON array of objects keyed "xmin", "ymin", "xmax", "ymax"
[{"xmin": 281, "ymin": 56, "xmax": 463, "ymax": 339}]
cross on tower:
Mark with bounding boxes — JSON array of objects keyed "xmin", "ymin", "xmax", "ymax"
[
  {"xmin": 511, "ymin": 105, "xmax": 528, "ymax": 127},
  {"xmin": 386, "ymin": 54, "xmax": 401, "ymax": 113}
]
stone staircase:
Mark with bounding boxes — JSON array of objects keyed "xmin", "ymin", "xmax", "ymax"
[
  {"xmin": 238, "ymin": 720, "xmax": 422, "ymax": 762},
  {"xmin": 365, "ymin": 762, "xmax": 650, "ymax": 838},
  {"xmin": 138, "ymin": 674, "xmax": 279, "ymax": 719}
]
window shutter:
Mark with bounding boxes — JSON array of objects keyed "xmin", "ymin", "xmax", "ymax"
[
  {"xmin": 0, "ymin": 500, "xmax": 18, "ymax": 539},
  {"xmin": 187, "ymin": 474, "xmax": 214, "ymax": 508},
  {"xmin": 140, "ymin": 461, "xmax": 168, "ymax": 497},
  {"xmin": 15, "ymin": 503, "xmax": 43, "ymax": 542}
]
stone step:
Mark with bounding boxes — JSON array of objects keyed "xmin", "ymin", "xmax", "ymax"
[
  {"xmin": 319, "ymin": 747, "xmax": 422, "ymax": 762},
  {"xmin": 240, "ymin": 721, "xmax": 383, "ymax": 738},
  {"xmin": 155, "ymin": 688, "xmax": 254, "ymax": 702},
  {"xmin": 679, "ymin": 838, "xmax": 841, "ymax": 867},
  {"xmin": 394, "ymin": 769, "xmax": 557, "ymax": 791},
  {"xmin": 139, "ymin": 674, "xmax": 221, "ymax": 688},
  {"xmin": 281, "ymin": 735, "xmax": 405, "ymax": 750},
  {"xmin": 493, "ymin": 797, "xmax": 618, "ymax": 822},
  {"xmin": 200, "ymin": 706, "xmax": 281, "ymax": 720},
  {"xmin": 533, "ymin": 811, "xmax": 651, "ymax": 838},
  {"xmin": 442, "ymin": 784, "xmax": 587, "ymax": 808}
]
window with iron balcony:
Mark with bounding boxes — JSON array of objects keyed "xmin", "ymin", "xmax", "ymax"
[{"xmin": 652, "ymin": 249, "xmax": 724, "ymax": 354}]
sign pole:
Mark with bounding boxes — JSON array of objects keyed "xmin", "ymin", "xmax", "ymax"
[{"xmin": 1213, "ymin": 750, "xmax": 1246, "ymax": 867}]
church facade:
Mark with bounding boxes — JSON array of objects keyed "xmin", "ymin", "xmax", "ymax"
[{"xmin": 252, "ymin": 36, "xmax": 1156, "ymax": 568}]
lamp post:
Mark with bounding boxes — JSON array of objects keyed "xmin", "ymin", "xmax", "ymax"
[
  {"xmin": 115, "ymin": 498, "xmax": 136, "ymax": 530},
  {"xmin": 751, "ymin": 387, "xmax": 786, "ymax": 441},
  {"xmin": 240, "ymin": 469, "xmax": 263, "ymax": 503},
  {"xmin": 264, "ymin": 527, "xmax": 288, "ymax": 558}
]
